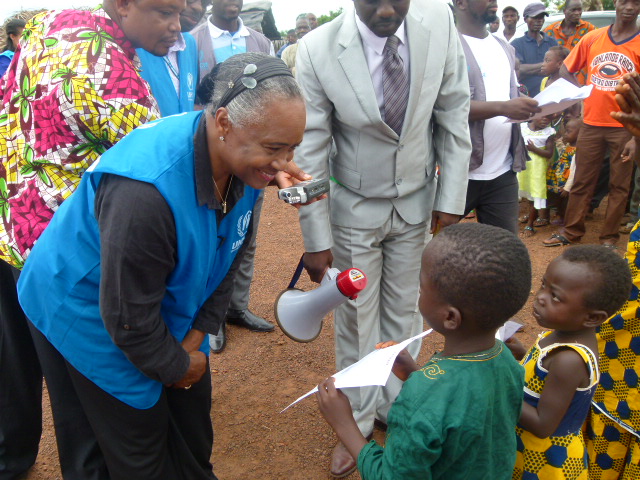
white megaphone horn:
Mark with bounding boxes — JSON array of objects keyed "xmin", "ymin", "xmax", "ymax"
[{"xmin": 275, "ymin": 265, "xmax": 367, "ymax": 343}]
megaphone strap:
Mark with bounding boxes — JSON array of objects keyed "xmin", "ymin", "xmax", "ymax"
[{"xmin": 288, "ymin": 254, "xmax": 305, "ymax": 290}]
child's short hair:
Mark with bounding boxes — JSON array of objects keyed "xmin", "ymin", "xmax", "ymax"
[
  {"xmin": 426, "ymin": 223, "xmax": 532, "ymax": 331},
  {"xmin": 548, "ymin": 46, "xmax": 571, "ymax": 62},
  {"xmin": 559, "ymin": 245, "xmax": 632, "ymax": 316}
]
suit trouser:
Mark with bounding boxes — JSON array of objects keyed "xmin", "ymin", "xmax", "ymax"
[
  {"xmin": 228, "ymin": 190, "xmax": 264, "ymax": 312},
  {"xmin": 28, "ymin": 324, "xmax": 216, "ymax": 480},
  {"xmin": 331, "ymin": 210, "xmax": 426, "ymax": 437},
  {"xmin": 464, "ymin": 170, "xmax": 520, "ymax": 235},
  {"xmin": 563, "ymin": 125, "xmax": 633, "ymax": 243}
]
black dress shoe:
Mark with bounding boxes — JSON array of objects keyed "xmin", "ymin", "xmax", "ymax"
[
  {"xmin": 226, "ymin": 309, "xmax": 274, "ymax": 332},
  {"xmin": 209, "ymin": 322, "xmax": 226, "ymax": 354}
]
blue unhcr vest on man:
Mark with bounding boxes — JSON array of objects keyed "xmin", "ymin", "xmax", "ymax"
[
  {"xmin": 137, "ymin": 33, "xmax": 198, "ymax": 116},
  {"xmin": 18, "ymin": 111, "xmax": 260, "ymax": 408}
]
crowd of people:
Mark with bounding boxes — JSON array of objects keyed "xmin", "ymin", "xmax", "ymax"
[{"xmin": 1, "ymin": 0, "xmax": 640, "ymax": 479}]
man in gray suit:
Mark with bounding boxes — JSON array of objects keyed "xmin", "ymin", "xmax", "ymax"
[{"xmin": 294, "ymin": 0, "xmax": 471, "ymax": 476}]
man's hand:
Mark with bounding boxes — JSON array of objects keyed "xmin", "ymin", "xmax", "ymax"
[
  {"xmin": 504, "ymin": 97, "xmax": 541, "ymax": 121},
  {"xmin": 169, "ymin": 351, "xmax": 206, "ymax": 389},
  {"xmin": 303, "ymin": 250, "xmax": 333, "ymax": 283},
  {"xmin": 376, "ymin": 341, "xmax": 419, "ymax": 381},
  {"xmin": 560, "ymin": 187, "xmax": 569, "ymax": 198},
  {"xmin": 621, "ymin": 138, "xmax": 637, "ymax": 163},
  {"xmin": 430, "ymin": 211, "xmax": 461, "ymax": 235},
  {"xmin": 612, "ymin": 72, "xmax": 640, "ymax": 137}
]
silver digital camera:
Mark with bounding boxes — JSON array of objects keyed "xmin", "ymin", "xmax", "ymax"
[{"xmin": 278, "ymin": 178, "xmax": 330, "ymax": 204}]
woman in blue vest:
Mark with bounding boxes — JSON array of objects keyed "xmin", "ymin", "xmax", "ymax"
[{"xmin": 17, "ymin": 53, "xmax": 306, "ymax": 480}]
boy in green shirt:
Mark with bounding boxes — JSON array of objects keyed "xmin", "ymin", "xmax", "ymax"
[{"xmin": 317, "ymin": 223, "xmax": 530, "ymax": 479}]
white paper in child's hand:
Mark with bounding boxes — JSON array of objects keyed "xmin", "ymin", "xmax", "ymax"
[
  {"xmin": 495, "ymin": 320, "xmax": 523, "ymax": 342},
  {"xmin": 281, "ymin": 329, "xmax": 433, "ymax": 412}
]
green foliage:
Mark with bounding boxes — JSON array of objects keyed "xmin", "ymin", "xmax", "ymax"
[{"xmin": 318, "ymin": 8, "xmax": 344, "ymax": 26}]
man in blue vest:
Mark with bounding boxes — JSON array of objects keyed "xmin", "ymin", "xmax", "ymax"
[
  {"xmin": 137, "ymin": 21, "xmax": 199, "ymax": 116},
  {"xmin": 191, "ymin": 0, "xmax": 276, "ymax": 353}
]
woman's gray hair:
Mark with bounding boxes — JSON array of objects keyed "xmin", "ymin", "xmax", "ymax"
[{"xmin": 205, "ymin": 52, "xmax": 302, "ymax": 128}]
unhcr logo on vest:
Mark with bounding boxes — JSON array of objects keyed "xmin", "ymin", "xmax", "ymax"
[{"xmin": 231, "ymin": 210, "xmax": 252, "ymax": 253}]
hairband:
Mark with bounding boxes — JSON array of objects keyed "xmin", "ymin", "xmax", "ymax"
[{"xmin": 217, "ymin": 57, "xmax": 294, "ymax": 109}]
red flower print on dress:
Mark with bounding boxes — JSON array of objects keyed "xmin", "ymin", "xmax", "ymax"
[{"xmin": 9, "ymin": 180, "xmax": 54, "ymax": 254}]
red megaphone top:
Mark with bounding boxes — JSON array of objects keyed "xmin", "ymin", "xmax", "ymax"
[{"xmin": 336, "ymin": 268, "xmax": 367, "ymax": 299}]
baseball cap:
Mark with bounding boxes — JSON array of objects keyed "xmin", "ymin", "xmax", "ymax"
[
  {"xmin": 502, "ymin": 6, "xmax": 519, "ymax": 14},
  {"xmin": 523, "ymin": 2, "xmax": 548, "ymax": 18}
]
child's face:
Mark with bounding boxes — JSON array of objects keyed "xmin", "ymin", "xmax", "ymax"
[
  {"xmin": 533, "ymin": 258, "xmax": 595, "ymax": 331},
  {"xmin": 532, "ymin": 116, "xmax": 551, "ymax": 129},
  {"xmin": 418, "ymin": 246, "xmax": 450, "ymax": 334},
  {"xmin": 562, "ymin": 122, "xmax": 580, "ymax": 144},
  {"xmin": 541, "ymin": 51, "xmax": 562, "ymax": 76}
]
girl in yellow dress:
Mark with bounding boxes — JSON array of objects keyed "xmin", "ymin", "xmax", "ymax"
[{"xmin": 508, "ymin": 246, "xmax": 632, "ymax": 479}]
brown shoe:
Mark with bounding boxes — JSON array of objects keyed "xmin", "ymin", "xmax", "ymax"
[{"xmin": 330, "ymin": 441, "xmax": 356, "ymax": 478}]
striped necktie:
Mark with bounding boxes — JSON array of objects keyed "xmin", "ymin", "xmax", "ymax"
[{"xmin": 382, "ymin": 35, "xmax": 409, "ymax": 136}]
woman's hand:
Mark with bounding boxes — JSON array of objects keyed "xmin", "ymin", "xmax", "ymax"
[
  {"xmin": 169, "ymin": 351, "xmax": 207, "ymax": 389},
  {"xmin": 273, "ymin": 162, "xmax": 328, "ymax": 209},
  {"xmin": 376, "ymin": 342, "xmax": 419, "ymax": 381}
]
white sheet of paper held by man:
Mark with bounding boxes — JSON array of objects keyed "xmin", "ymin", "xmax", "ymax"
[
  {"xmin": 281, "ymin": 329, "xmax": 433, "ymax": 412},
  {"xmin": 507, "ymin": 78, "xmax": 593, "ymax": 123}
]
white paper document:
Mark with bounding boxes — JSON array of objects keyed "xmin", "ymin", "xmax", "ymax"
[
  {"xmin": 495, "ymin": 319, "xmax": 523, "ymax": 342},
  {"xmin": 507, "ymin": 78, "xmax": 593, "ymax": 123},
  {"xmin": 281, "ymin": 329, "xmax": 433, "ymax": 412}
]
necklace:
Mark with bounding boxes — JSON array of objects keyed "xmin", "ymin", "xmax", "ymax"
[{"xmin": 212, "ymin": 175, "xmax": 233, "ymax": 214}]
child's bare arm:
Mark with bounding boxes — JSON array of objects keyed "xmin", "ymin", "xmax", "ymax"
[
  {"xmin": 376, "ymin": 341, "xmax": 420, "ymax": 381},
  {"xmin": 527, "ymin": 135, "xmax": 556, "ymax": 159},
  {"xmin": 519, "ymin": 348, "xmax": 590, "ymax": 438},
  {"xmin": 316, "ymin": 378, "xmax": 368, "ymax": 460},
  {"xmin": 505, "ymin": 336, "xmax": 527, "ymax": 360}
]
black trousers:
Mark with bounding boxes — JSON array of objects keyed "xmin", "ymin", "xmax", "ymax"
[
  {"xmin": 0, "ymin": 261, "xmax": 41, "ymax": 479},
  {"xmin": 29, "ymin": 324, "xmax": 217, "ymax": 480},
  {"xmin": 0, "ymin": 259, "xmax": 107, "ymax": 480},
  {"xmin": 464, "ymin": 170, "xmax": 520, "ymax": 235}
]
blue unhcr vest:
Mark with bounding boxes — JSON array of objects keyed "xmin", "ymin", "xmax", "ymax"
[
  {"xmin": 18, "ymin": 111, "xmax": 260, "ymax": 408},
  {"xmin": 137, "ymin": 33, "xmax": 198, "ymax": 116}
]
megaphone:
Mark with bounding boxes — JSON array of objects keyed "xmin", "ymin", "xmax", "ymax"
[{"xmin": 275, "ymin": 267, "xmax": 367, "ymax": 342}]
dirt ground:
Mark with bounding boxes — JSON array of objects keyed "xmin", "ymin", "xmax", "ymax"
[{"xmin": 24, "ymin": 192, "xmax": 626, "ymax": 480}]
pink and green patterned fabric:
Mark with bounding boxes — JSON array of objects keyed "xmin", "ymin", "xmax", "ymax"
[{"xmin": 0, "ymin": 7, "xmax": 159, "ymax": 268}]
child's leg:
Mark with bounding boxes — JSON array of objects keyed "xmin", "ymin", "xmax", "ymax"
[{"xmin": 522, "ymin": 202, "xmax": 537, "ymax": 237}]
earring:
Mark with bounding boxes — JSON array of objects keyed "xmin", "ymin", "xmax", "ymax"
[{"xmin": 219, "ymin": 136, "xmax": 225, "ymax": 142}]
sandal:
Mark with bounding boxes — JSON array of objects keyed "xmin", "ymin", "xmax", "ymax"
[
  {"xmin": 542, "ymin": 233, "xmax": 571, "ymax": 247},
  {"xmin": 533, "ymin": 218, "xmax": 549, "ymax": 227},
  {"xmin": 518, "ymin": 214, "xmax": 529, "ymax": 224},
  {"xmin": 521, "ymin": 226, "xmax": 536, "ymax": 238}
]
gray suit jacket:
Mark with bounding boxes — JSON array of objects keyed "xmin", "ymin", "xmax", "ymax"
[{"xmin": 295, "ymin": 1, "xmax": 472, "ymax": 252}]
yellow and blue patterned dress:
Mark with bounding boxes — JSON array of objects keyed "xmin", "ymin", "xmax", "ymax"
[
  {"xmin": 586, "ymin": 223, "xmax": 640, "ymax": 480},
  {"xmin": 513, "ymin": 332, "xmax": 599, "ymax": 480}
]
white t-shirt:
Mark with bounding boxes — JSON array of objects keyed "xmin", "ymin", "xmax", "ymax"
[{"xmin": 464, "ymin": 34, "xmax": 515, "ymax": 181}]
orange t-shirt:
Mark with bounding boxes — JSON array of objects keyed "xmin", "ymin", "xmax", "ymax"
[{"xmin": 565, "ymin": 26, "xmax": 640, "ymax": 127}]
